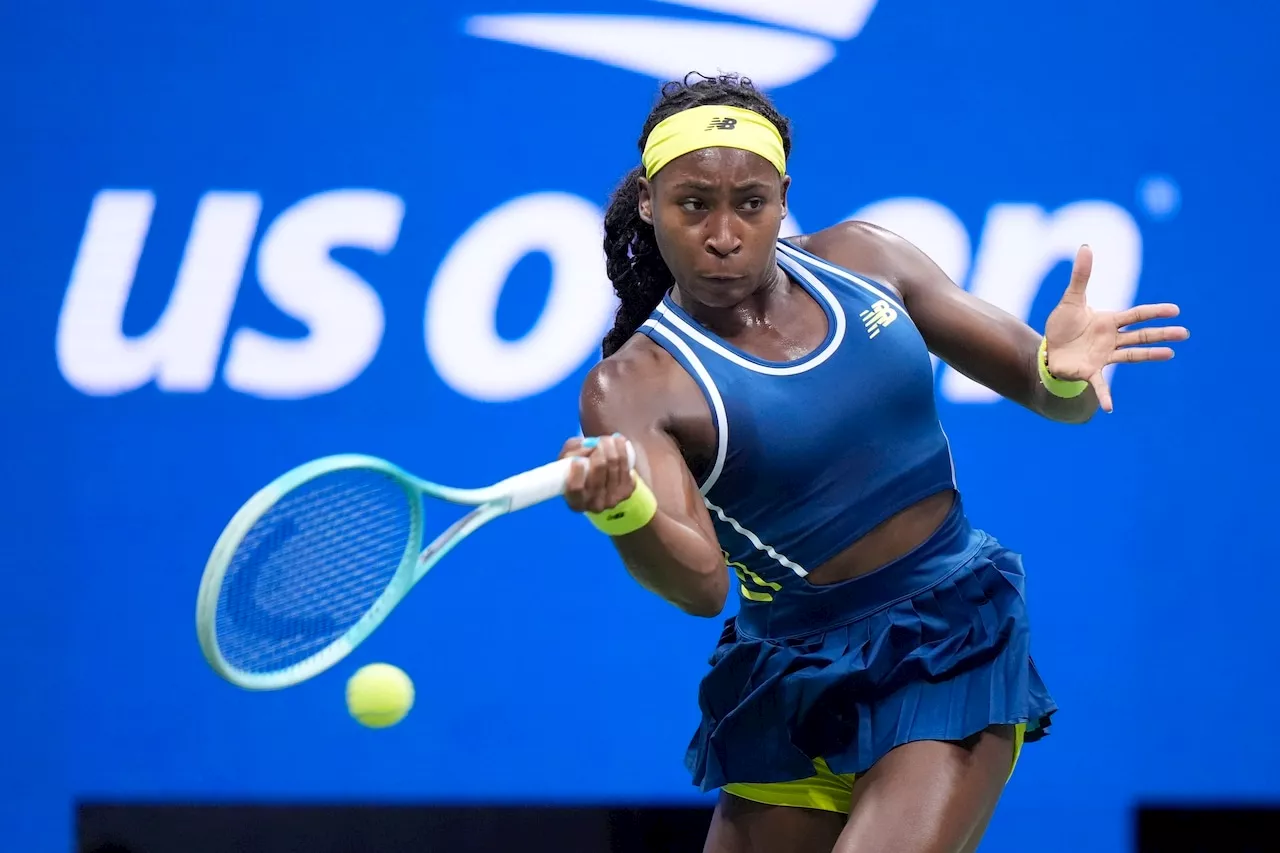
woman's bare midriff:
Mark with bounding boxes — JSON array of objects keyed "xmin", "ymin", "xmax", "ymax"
[{"xmin": 804, "ymin": 489, "xmax": 957, "ymax": 586}]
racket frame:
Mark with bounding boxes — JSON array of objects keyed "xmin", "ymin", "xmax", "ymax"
[{"xmin": 196, "ymin": 450, "xmax": 607, "ymax": 690}]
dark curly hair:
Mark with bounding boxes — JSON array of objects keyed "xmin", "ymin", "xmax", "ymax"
[{"xmin": 599, "ymin": 72, "xmax": 793, "ymax": 358}]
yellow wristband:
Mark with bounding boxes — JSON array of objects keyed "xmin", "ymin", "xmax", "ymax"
[
  {"xmin": 1037, "ymin": 337, "xmax": 1088, "ymax": 399},
  {"xmin": 586, "ymin": 472, "xmax": 658, "ymax": 536}
]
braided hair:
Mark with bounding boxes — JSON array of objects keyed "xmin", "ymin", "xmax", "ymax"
[{"xmin": 600, "ymin": 72, "xmax": 793, "ymax": 357}]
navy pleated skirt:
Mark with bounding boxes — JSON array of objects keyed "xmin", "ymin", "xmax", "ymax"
[{"xmin": 685, "ymin": 499, "xmax": 1056, "ymax": 790}]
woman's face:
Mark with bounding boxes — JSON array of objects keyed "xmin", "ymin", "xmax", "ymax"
[{"xmin": 639, "ymin": 146, "xmax": 790, "ymax": 308}]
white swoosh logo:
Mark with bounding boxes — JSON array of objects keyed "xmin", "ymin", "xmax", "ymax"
[
  {"xmin": 653, "ymin": 0, "xmax": 879, "ymax": 40},
  {"xmin": 464, "ymin": 1, "xmax": 880, "ymax": 89},
  {"xmin": 466, "ymin": 15, "xmax": 834, "ymax": 88}
]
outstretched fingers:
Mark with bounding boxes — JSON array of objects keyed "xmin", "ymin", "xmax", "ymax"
[
  {"xmin": 1116, "ymin": 325, "xmax": 1188, "ymax": 347},
  {"xmin": 1088, "ymin": 370, "xmax": 1113, "ymax": 413},
  {"xmin": 1060, "ymin": 244, "xmax": 1094, "ymax": 303},
  {"xmin": 1115, "ymin": 302, "xmax": 1182, "ymax": 327},
  {"xmin": 1108, "ymin": 346, "xmax": 1176, "ymax": 364}
]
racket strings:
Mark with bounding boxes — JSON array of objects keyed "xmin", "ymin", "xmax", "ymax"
[{"xmin": 214, "ymin": 470, "xmax": 414, "ymax": 674}]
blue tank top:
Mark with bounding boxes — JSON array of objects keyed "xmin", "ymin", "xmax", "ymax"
[{"xmin": 638, "ymin": 239, "xmax": 958, "ymax": 616}]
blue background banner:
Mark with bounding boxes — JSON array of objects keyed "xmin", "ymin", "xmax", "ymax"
[{"xmin": 4, "ymin": 1, "xmax": 1278, "ymax": 851}]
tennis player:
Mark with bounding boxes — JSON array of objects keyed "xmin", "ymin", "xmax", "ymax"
[{"xmin": 559, "ymin": 73, "xmax": 1188, "ymax": 853}]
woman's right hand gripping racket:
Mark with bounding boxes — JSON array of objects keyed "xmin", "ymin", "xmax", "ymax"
[{"xmin": 196, "ymin": 445, "xmax": 634, "ymax": 690}]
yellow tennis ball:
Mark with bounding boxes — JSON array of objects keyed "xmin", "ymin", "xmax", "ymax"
[{"xmin": 345, "ymin": 663, "xmax": 415, "ymax": 728}]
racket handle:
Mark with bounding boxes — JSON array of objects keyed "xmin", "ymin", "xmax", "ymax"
[
  {"xmin": 502, "ymin": 458, "xmax": 575, "ymax": 512},
  {"xmin": 500, "ymin": 441, "xmax": 637, "ymax": 513}
]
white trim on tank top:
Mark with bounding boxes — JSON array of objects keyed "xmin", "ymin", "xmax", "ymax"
[
  {"xmin": 704, "ymin": 500, "xmax": 808, "ymax": 577},
  {"xmin": 776, "ymin": 240, "xmax": 907, "ymax": 316},
  {"xmin": 938, "ymin": 422, "xmax": 958, "ymax": 489},
  {"xmin": 640, "ymin": 319, "xmax": 728, "ymax": 495},
  {"xmin": 653, "ymin": 249, "xmax": 847, "ymax": 376}
]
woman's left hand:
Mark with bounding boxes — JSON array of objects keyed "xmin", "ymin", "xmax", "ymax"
[{"xmin": 1043, "ymin": 245, "xmax": 1190, "ymax": 412}]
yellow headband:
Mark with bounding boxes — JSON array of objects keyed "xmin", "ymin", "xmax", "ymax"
[{"xmin": 641, "ymin": 105, "xmax": 786, "ymax": 180}]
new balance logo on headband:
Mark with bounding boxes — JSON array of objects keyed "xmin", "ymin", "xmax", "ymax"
[
  {"xmin": 464, "ymin": 0, "xmax": 881, "ymax": 89},
  {"xmin": 706, "ymin": 117, "xmax": 739, "ymax": 130}
]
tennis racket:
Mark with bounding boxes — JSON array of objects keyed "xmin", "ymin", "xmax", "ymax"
[{"xmin": 195, "ymin": 445, "xmax": 633, "ymax": 691}]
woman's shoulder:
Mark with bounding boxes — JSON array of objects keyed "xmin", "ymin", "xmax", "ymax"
[
  {"xmin": 788, "ymin": 220, "xmax": 913, "ymax": 299},
  {"xmin": 579, "ymin": 334, "xmax": 699, "ymax": 434}
]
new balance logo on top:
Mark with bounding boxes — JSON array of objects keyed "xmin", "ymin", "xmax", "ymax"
[
  {"xmin": 464, "ymin": 1, "xmax": 881, "ymax": 89},
  {"xmin": 860, "ymin": 300, "xmax": 898, "ymax": 338},
  {"xmin": 706, "ymin": 117, "xmax": 738, "ymax": 130}
]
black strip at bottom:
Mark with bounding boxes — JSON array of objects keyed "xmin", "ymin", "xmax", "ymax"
[
  {"xmin": 1135, "ymin": 804, "xmax": 1280, "ymax": 853},
  {"xmin": 77, "ymin": 803, "xmax": 716, "ymax": 853}
]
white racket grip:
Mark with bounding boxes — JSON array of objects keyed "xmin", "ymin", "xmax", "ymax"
[{"xmin": 501, "ymin": 441, "xmax": 637, "ymax": 513}]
